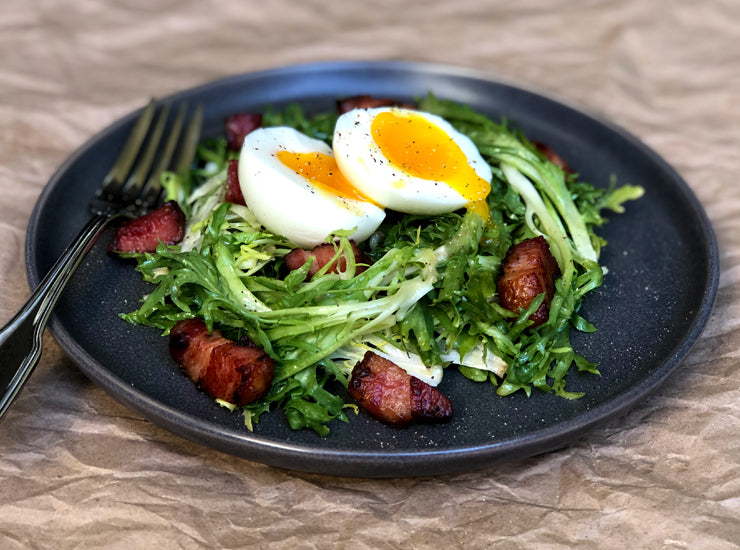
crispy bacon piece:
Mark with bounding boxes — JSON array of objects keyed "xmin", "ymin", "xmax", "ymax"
[
  {"xmin": 169, "ymin": 319, "xmax": 274, "ymax": 406},
  {"xmin": 225, "ymin": 112, "xmax": 262, "ymax": 151},
  {"xmin": 109, "ymin": 200, "xmax": 185, "ymax": 254},
  {"xmin": 497, "ymin": 236, "xmax": 561, "ymax": 327},
  {"xmin": 284, "ymin": 241, "xmax": 371, "ymax": 280},
  {"xmin": 224, "ymin": 159, "xmax": 246, "ymax": 205},
  {"xmin": 348, "ymin": 351, "xmax": 453, "ymax": 426},
  {"xmin": 533, "ymin": 141, "xmax": 574, "ymax": 174},
  {"xmin": 336, "ymin": 94, "xmax": 415, "ymax": 114}
]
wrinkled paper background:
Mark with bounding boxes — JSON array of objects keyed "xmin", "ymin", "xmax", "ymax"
[{"xmin": 1, "ymin": 1, "xmax": 738, "ymax": 548}]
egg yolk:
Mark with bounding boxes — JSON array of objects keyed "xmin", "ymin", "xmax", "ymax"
[
  {"xmin": 370, "ymin": 111, "xmax": 491, "ymax": 219},
  {"xmin": 277, "ymin": 150, "xmax": 376, "ymax": 205}
]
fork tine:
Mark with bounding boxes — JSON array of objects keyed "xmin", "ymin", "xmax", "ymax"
[
  {"xmin": 173, "ymin": 104, "xmax": 204, "ymax": 177},
  {"xmin": 149, "ymin": 102, "xmax": 188, "ymax": 184},
  {"xmin": 135, "ymin": 103, "xmax": 202, "ymax": 209},
  {"xmin": 137, "ymin": 102, "xmax": 188, "ymax": 206},
  {"xmin": 92, "ymin": 99, "xmax": 204, "ymax": 217},
  {"xmin": 99, "ymin": 100, "xmax": 156, "ymax": 198},
  {"xmin": 118, "ymin": 102, "xmax": 171, "ymax": 201}
]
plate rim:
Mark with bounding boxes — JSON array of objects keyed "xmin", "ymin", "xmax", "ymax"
[{"xmin": 25, "ymin": 60, "xmax": 720, "ymax": 477}]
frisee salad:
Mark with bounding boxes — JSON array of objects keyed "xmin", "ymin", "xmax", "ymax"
[{"xmin": 120, "ymin": 94, "xmax": 643, "ymax": 436}]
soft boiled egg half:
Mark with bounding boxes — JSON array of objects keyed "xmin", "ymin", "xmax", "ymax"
[
  {"xmin": 333, "ymin": 107, "xmax": 492, "ymax": 219},
  {"xmin": 238, "ymin": 127, "xmax": 386, "ymax": 248},
  {"xmin": 238, "ymin": 107, "xmax": 493, "ymax": 248}
]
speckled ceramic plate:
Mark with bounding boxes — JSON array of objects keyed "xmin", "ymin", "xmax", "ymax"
[{"xmin": 25, "ymin": 61, "xmax": 718, "ymax": 477}]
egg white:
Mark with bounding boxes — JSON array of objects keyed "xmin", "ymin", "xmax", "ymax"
[
  {"xmin": 332, "ymin": 107, "xmax": 492, "ymax": 215},
  {"xmin": 238, "ymin": 127, "xmax": 386, "ymax": 248}
]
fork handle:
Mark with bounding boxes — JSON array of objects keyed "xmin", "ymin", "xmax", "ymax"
[{"xmin": 0, "ymin": 213, "xmax": 112, "ymax": 420}]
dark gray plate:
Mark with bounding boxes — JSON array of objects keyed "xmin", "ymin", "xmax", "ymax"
[{"xmin": 26, "ymin": 61, "xmax": 718, "ymax": 477}]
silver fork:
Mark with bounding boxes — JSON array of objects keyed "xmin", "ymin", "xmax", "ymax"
[{"xmin": 0, "ymin": 100, "xmax": 203, "ymax": 419}]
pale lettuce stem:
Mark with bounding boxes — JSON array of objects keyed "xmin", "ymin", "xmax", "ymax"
[
  {"xmin": 213, "ymin": 241, "xmax": 271, "ymax": 313},
  {"xmin": 274, "ymin": 298, "xmax": 408, "ymax": 381},
  {"xmin": 501, "ymin": 163, "xmax": 574, "ymax": 290},
  {"xmin": 264, "ymin": 278, "xmax": 435, "ymax": 340},
  {"xmin": 504, "ymin": 154, "xmax": 597, "ymax": 262}
]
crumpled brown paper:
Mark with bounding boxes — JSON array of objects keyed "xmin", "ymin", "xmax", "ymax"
[{"xmin": 1, "ymin": 0, "xmax": 738, "ymax": 548}]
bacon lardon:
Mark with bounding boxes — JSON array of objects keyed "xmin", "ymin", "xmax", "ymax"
[
  {"xmin": 109, "ymin": 200, "xmax": 185, "ymax": 254},
  {"xmin": 284, "ymin": 241, "xmax": 371, "ymax": 280},
  {"xmin": 337, "ymin": 95, "xmax": 415, "ymax": 114},
  {"xmin": 348, "ymin": 351, "xmax": 453, "ymax": 426},
  {"xmin": 497, "ymin": 236, "xmax": 561, "ymax": 327},
  {"xmin": 225, "ymin": 112, "xmax": 262, "ymax": 151},
  {"xmin": 169, "ymin": 319, "xmax": 274, "ymax": 406},
  {"xmin": 224, "ymin": 159, "xmax": 246, "ymax": 206}
]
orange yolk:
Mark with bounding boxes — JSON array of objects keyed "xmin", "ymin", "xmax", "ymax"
[
  {"xmin": 370, "ymin": 111, "xmax": 491, "ymax": 219},
  {"xmin": 277, "ymin": 150, "xmax": 376, "ymax": 204}
]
